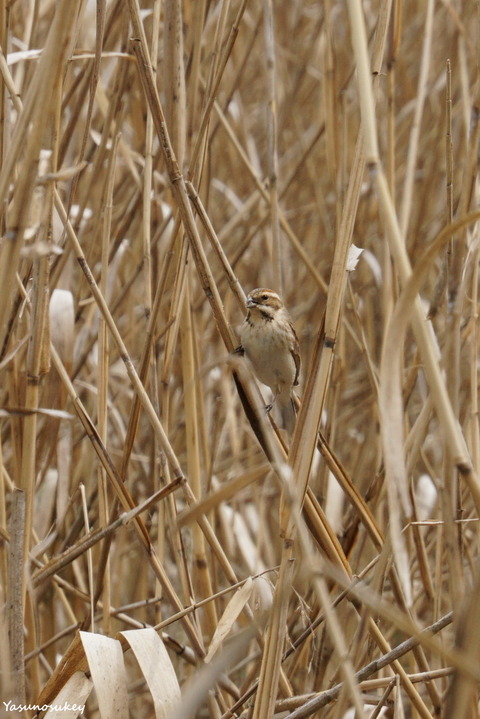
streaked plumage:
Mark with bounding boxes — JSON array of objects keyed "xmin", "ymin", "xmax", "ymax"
[{"xmin": 238, "ymin": 288, "xmax": 300, "ymax": 433}]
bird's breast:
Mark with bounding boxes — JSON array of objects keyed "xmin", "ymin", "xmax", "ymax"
[{"xmin": 240, "ymin": 319, "xmax": 296, "ymax": 392}]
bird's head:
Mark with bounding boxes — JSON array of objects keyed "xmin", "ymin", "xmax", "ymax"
[{"xmin": 246, "ymin": 288, "xmax": 284, "ymax": 318}]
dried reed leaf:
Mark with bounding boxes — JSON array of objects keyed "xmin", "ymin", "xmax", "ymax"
[
  {"xmin": 250, "ymin": 574, "xmax": 274, "ymax": 624},
  {"xmin": 171, "ymin": 627, "xmax": 256, "ymax": 719},
  {"xmin": 43, "ymin": 672, "xmax": 92, "ymax": 719},
  {"xmin": 204, "ymin": 576, "xmax": 253, "ymax": 662},
  {"xmin": 79, "ymin": 632, "xmax": 128, "ymax": 719},
  {"xmin": 36, "ymin": 634, "xmax": 89, "ymax": 709},
  {"xmin": 38, "ymin": 630, "xmax": 180, "ymax": 718},
  {"xmin": 49, "ymin": 289, "xmax": 74, "ymax": 365},
  {"xmin": 177, "ymin": 464, "xmax": 268, "ymax": 527},
  {"xmin": 120, "ymin": 629, "xmax": 180, "ymax": 719}
]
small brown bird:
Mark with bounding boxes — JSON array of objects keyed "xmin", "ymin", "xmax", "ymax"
[{"xmin": 238, "ymin": 288, "xmax": 300, "ymax": 433}]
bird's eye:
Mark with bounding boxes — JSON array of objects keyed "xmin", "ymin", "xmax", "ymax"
[{"xmin": 261, "ymin": 294, "xmax": 269, "ymax": 301}]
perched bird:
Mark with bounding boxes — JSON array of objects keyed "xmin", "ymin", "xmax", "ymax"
[{"xmin": 238, "ymin": 288, "xmax": 300, "ymax": 433}]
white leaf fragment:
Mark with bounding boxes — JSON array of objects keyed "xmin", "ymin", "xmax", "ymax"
[{"xmin": 346, "ymin": 244, "xmax": 364, "ymax": 272}]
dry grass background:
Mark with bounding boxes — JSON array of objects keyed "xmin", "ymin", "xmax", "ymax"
[{"xmin": 1, "ymin": 0, "xmax": 480, "ymax": 717}]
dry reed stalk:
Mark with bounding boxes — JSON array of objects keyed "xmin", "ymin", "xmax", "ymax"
[
  {"xmin": 7, "ymin": 489, "xmax": 25, "ymax": 704},
  {"xmin": 263, "ymin": 0, "xmax": 282, "ymax": 292},
  {"xmin": 96, "ymin": 132, "xmax": 120, "ymax": 635}
]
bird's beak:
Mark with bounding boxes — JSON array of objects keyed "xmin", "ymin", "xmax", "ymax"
[{"xmin": 246, "ymin": 297, "xmax": 256, "ymax": 308}]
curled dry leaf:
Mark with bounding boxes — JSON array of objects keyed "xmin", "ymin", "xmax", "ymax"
[
  {"xmin": 79, "ymin": 632, "xmax": 129, "ymax": 719},
  {"xmin": 204, "ymin": 577, "xmax": 253, "ymax": 663},
  {"xmin": 120, "ymin": 629, "xmax": 181, "ymax": 719},
  {"xmin": 250, "ymin": 574, "xmax": 274, "ymax": 625},
  {"xmin": 43, "ymin": 672, "xmax": 92, "ymax": 719}
]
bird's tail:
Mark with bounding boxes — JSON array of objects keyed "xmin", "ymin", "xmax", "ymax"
[{"xmin": 279, "ymin": 395, "xmax": 297, "ymax": 436}]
